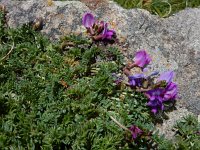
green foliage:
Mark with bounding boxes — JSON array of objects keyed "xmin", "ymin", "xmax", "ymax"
[
  {"xmin": 151, "ymin": 115, "xmax": 200, "ymax": 150},
  {"xmin": 0, "ymin": 12, "xmax": 157, "ymax": 149},
  {"xmin": 173, "ymin": 115, "xmax": 200, "ymax": 150},
  {"xmin": 113, "ymin": 0, "xmax": 200, "ymax": 17}
]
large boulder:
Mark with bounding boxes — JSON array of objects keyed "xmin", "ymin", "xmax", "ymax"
[{"xmin": 0, "ymin": 0, "xmax": 199, "ymax": 137}]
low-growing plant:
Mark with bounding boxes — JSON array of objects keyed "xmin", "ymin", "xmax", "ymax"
[
  {"xmin": 172, "ymin": 115, "xmax": 200, "ymax": 149},
  {"xmin": 0, "ymin": 10, "xmax": 156, "ymax": 149},
  {"xmin": 0, "ymin": 7, "xmax": 200, "ymax": 150},
  {"xmin": 113, "ymin": 0, "xmax": 200, "ymax": 17}
]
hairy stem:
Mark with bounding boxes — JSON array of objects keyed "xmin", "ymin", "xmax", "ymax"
[
  {"xmin": 110, "ymin": 116, "xmax": 130, "ymax": 132},
  {"xmin": 0, "ymin": 41, "xmax": 15, "ymax": 62}
]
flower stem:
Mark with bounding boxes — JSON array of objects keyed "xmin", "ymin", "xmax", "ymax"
[
  {"xmin": 110, "ymin": 116, "xmax": 130, "ymax": 132},
  {"xmin": 0, "ymin": 41, "xmax": 14, "ymax": 62}
]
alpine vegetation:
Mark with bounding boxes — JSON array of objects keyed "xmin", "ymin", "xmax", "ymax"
[{"xmin": 0, "ymin": 8, "xmax": 199, "ymax": 150}]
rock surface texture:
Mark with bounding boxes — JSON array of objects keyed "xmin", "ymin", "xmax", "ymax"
[{"xmin": 0, "ymin": 0, "xmax": 199, "ymax": 138}]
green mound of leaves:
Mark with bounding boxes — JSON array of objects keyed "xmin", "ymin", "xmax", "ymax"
[
  {"xmin": 113, "ymin": 0, "xmax": 200, "ymax": 17},
  {"xmin": 0, "ymin": 11, "xmax": 200, "ymax": 149},
  {"xmin": 0, "ymin": 11, "xmax": 155, "ymax": 149},
  {"xmin": 173, "ymin": 115, "xmax": 200, "ymax": 149}
]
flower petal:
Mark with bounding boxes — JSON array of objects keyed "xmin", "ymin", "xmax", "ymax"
[
  {"xmin": 102, "ymin": 23, "xmax": 108, "ymax": 39},
  {"xmin": 163, "ymin": 82, "xmax": 178, "ymax": 101},
  {"xmin": 129, "ymin": 79, "xmax": 136, "ymax": 86},
  {"xmin": 105, "ymin": 29, "xmax": 115, "ymax": 40},
  {"xmin": 82, "ymin": 13, "xmax": 95, "ymax": 28},
  {"xmin": 157, "ymin": 71, "xmax": 174, "ymax": 84},
  {"xmin": 145, "ymin": 88, "xmax": 164, "ymax": 101},
  {"xmin": 134, "ymin": 50, "xmax": 151, "ymax": 68}
]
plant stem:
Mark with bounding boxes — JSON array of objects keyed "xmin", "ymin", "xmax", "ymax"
[
  {"xmin": 0, "ymin": 41, "xmax": 15, "ymax": 62},
  {"xmin": 110, "ymin": 116, "xmax": 130, "ymax": 132}
]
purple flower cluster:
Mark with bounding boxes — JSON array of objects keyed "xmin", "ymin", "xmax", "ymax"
[
  {"xmin": 127, "ymin": 50, "xmax": 178, "ymax": 114},
  {"xmin": 129, "ymin": 125, "xmax": 143, "ymax": 139},
  {"xmin": 145, "ymin": 71, "xmax": 178, "ymax": 114},
  {"xmin": 82, "ymin": 13, "xmax": 179, "ymax": 115},
  {"xmin": 82, "ymin": 13, "xmax": 116, "ymax": 41}
]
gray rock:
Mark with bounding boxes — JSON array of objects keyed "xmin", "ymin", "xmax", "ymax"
[
  {"xmin": 156, "ymin": 104, "xmax": 193, "ymax": 139},
  {"xmin": 0, "ymin": 0, "xmax": 199, "ymax": 138},
  {"xmin": 163, "ymin": 9, "xmax": 200, "ymax": 114}
]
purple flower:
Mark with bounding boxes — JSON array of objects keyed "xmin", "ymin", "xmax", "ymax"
[
  {"xmin": 129, "ymin": 125, "xmax": 143, "ymax": 139},
  {"xmin": 105, "ymin": 29, "xmax": 116, "ymax": 40},
  {"xmin": 157, "ymin": 71, "xmax": 174, "ymax": 85},
  {"xmin": 101, "ymin": 23, "xmax": 115, "ymax": 40},
  {"xmin": 82, "ymin": 13, "xmax": 95, "ymax": 28},
  {"xmin": 163, "ymin": 82, "xmax": 178, "ymax": 101},
  {"xmin": 147, "ymin": 98, "xmax": 164, "ymax": 114},
  {"xmin": 94, "ymin": 22, "xmax": 116, "ymax": 41},
  {"xmin": 133, "ymin": 50, "xmax": 151, "ymax": 68},
  {"xmin": 128, "ymin": 74, "xmax": 145, "ymax": 87},
  {"xmin": 145, "ymin": 82, "xmax": 178, "ymax": 113},
  {"xmin": 145, "ymin": 88, "xmax": 165, "ymax": 101},
  {"xmin": 145, "ymin": 89, "xmax": 164, "ymax": 114},
  {"xmin": 82, "ymin": 13, "xmax": 116, "ymax": 41},
  {"xmin": 145, "ymin": 88, "xmax": 165, "ymax": 114}
]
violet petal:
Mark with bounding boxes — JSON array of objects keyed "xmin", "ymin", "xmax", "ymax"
[
  {"xmin": 163, "ymin": 82, "xmax": 178, "ymax": 101},
  {"xmin": 82, "ymin": 13, "xmax": 95, "ymax": 28},
  {"xmin": 157, "ymin": 71, "xmax": 174, "ymax": 84},
  {"xmin": 134, "ymin": 50, "xmax": 151, "ymax": 68}
]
